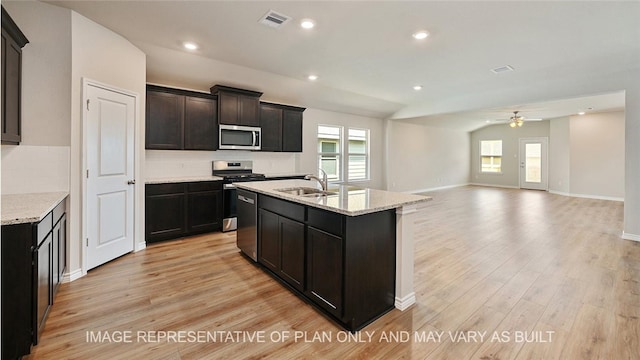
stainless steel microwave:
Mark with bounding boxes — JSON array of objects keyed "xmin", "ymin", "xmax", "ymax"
[{"xmin": 219, "ymin": 124, "xmax": 261, "ymax": 150}]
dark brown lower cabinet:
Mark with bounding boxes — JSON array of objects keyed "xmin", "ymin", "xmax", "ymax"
[
  {"xmin": 255, "ymin": 193, "xmax": 396, "ymax": 331},
  {"xmin": 1, "ymin": 198, "xmax": 66, "ymax": 359},
  {"xmin": 306, "ymin": 226, "xmax": 343, "ymax": 317},
  {"xmin": 259, "ymin": 209, "xmax": 305, "ymax": 291},
  {"xmin": 146, "ymin": 181, "xmax": 223, "ymax": 243}
]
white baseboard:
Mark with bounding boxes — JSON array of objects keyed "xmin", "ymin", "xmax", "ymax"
[
  {"xmin": 469, "ymin": 183, "xmax": 520, "ymax": 189},
  {"xmin": 63, "ymin": 268, "xmax": 84, "ymax": 283},
  {"xmin": 622, "ymin": 232, "xmax": 640, "ymax": 242},
  {"xmin": 136, "ymin": 241, "xmax": 147, "ymax": 252},
  {"xmin": 549, "ymin": 190, "xmax": 624, "ymax": 202},
  {"xmin": 394, "ymin": 292, "xmax": 416, "ymax": 311},
  {"xmin": 409, "ymin": 183, "xmax": 469, "ymax": 194}
]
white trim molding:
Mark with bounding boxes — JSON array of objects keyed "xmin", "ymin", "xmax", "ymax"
[
  {"xmin": 395, "ymin": 293, "xmax": 417, "ymax": 311},
  {"xmin": 469, "ymin": 183, "xmax": 520, "ymax": 189},
  {"xmin": 63, "ymin": 268, "xmax": 84, "ymax": 283},
  {"xmin": 622, "ymin": 232, "xmax": 640, "ymax": 242},
  {"xmin": 549, "ymin": 190, "xmax": 624, "ymax": 202},
  {"xmin": 136, "ymin": 241, "xmax": 147, "ymax": 252},
  {"xmin": 409, "ymin": 183, "xmax": 469, "ymax": 194}
]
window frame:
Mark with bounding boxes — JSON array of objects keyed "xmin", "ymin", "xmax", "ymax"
[
  {"xmin": 480, "ymin": 140, "xmax": 503, "ymax": 174},
  {"xmin": 316, "ymin": 125, "xmax": 371, "ymax": 183}
]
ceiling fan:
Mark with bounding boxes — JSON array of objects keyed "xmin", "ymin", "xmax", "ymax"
[{"xmin": 496, "ymin": 111, "xmax": 543, "ymax": 128}]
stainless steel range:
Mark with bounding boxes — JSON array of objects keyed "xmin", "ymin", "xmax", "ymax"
[{"xmin": 212, "ymin": 160, "xmax": 266, "ymax": 232}]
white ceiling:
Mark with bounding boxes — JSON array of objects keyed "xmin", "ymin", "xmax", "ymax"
[{"xmin": 47, "ymin": 0, "xmax": 639, "ymax": 131}]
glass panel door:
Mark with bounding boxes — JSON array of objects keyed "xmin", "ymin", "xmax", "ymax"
[{"xmin": 519, "ymin": 138, "xmax": 548, "ymax": 190}]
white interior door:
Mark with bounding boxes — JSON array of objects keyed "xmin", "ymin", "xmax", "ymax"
[
  {"xmin": 519, "ymin": 137, "xmax": 548, "ymax": 191},
  {"xmin": 86, "ymin": 83, "xmax": 135, "ymax": 270}
]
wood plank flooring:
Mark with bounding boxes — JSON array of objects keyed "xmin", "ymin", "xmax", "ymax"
[{"xmin": 25, "ymin": 186, "xmax": 640, "ymax": 359}]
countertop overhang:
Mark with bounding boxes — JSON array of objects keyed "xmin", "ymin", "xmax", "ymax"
[
  {"xmin": 1, "ymin": 192, "xmax": 69, "ymax": 225},
  {"xmin": 235, "ymin": 179, "xmax": 431, "ymax": 216}
]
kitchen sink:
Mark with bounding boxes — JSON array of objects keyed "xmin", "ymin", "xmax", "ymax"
[{"xmin": 275, "ymin": 187, "xmax": 337, "ymax": 197}]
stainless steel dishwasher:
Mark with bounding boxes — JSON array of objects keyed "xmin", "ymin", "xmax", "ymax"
[{"xmin": 236, "ymin": 188, "xmax": 258, "ymax": 261}]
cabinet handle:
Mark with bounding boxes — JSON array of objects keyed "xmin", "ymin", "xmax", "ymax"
[{"xmin": 127, "ymin": 180, "xmax": 136, "ymax": 185}]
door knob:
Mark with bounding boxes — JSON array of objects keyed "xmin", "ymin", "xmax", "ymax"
[{"xmin": 127, "ymin": 180, "xmax": 136, "ymax": 185}]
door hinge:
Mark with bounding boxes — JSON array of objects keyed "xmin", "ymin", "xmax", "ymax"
[
  {"xmin": 86, "ymin": 99, "xmax": 90, "ymax": 111},
  {"xmin": 86, "ymin": 169, "xmax": 89, "ymax": 178},
  {"xmin": 86, "ymin": 238, "xmax": 89, "ymax": 247}
]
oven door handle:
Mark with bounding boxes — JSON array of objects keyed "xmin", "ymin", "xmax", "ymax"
[
  {"xmin": 238, "ymin": 195, "xmax": 255, "ymax": 205},
  {"xmin": 224, "ymin": 183, "xmax": 236, "ymax": 190}
]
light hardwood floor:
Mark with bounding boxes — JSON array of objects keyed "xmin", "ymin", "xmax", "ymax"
[{"xmin": 25, "ymin": 186, "xmax": 640, "ymax": 359}]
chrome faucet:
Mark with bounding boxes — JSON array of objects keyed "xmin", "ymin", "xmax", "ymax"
[{"xmin": 305, "ymin": 168, "xmax": 328, "ymax": 191}]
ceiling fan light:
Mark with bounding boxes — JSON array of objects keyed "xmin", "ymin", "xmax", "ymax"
[
  {"xmin": 509, "ymin": 121, "xmax": 517, "ymax": 128},
  {"xmin": 517, "ymin": 119, "xmax": 524, "ymax": 127}
]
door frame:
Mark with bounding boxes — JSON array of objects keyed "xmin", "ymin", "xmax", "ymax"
[
  {"xmin": 81, "ymin": 78, "xmax": 140, "ymax": 275},
  {"xmin": 518, "ymin": 137, "xmax": 549, "ymax": 191}
]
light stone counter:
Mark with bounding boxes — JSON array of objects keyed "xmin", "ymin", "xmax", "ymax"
[
  {"xmin": 234, "ymin": 179, "xmax": 431, "ymax": 216},
  {"xmin": 1, "ymin": 192, "xmax": 69, "ymax": 225},
  {"xmin": 145, "ymin": 175, "xmax": 223, "ymax": 184}
]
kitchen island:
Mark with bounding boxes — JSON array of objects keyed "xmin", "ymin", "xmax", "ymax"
[{"xmin": 234, "ymin": 179, "xmax": 430, "ymax": 331}]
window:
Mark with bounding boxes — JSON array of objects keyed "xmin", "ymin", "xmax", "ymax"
[
  {"xmin": 318, "ymin": 125, "xmax": 341, "ymax": 181},
  {"xmin": 347, "ymin": 128, "xmax": 369, "ymax": 181},
  {"xmin": 480, "ymin": 140, "xmax": 502, "ymax": 173},
  {"xmin": 317, "ymin": 125, "xmax": 370, "ymax": 182}
]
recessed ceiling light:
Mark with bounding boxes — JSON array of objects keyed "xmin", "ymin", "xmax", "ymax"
[
  {"xmin": 413, "ymin": 85, "xmax": 423, "ymax": 91},
  {"xmin": 183, "ymin": 42, "xmax": 198, "ymax": 50},
  {"xmin": 578, "ymin": 111, "xmax": 586, "ymax": 115},
  {"xmin": 412, "ymin": 31, "xmax": 429, "ymax": 40},
  {"xmin": 308, "ymin": 75, "xmax": 318, "ymax": 81},
  {"xmin": 301, "ymin": 19, "xmax": 315, "ymax": 29},
  {"xmin": 486, "ymin": 120, "xmax": 492, "ymax": 123}
]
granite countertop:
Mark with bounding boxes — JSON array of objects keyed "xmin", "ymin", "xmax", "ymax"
[
  {"xmin": 235, "ymin": 179, "xmax": 431, "ymax": 216},
  {"xmin": 145, "ymin": 175, "xmax": 224, "ymax": 184},
  {"xmin": 1, "ymin": 192, "xmax": 69, "ymax": 225}
]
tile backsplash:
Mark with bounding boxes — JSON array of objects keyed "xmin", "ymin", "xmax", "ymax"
[
  {"xmin": 1, "ymin": 145, "xmax": 70, "ymax": 194},
  {"xmin": 145, "ymin": 150, "xmax": 299, "ymax": 179}
]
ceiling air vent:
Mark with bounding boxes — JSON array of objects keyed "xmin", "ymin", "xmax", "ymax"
[
  {"xmin": 259, "ymin": 10, "xmax": 291, "ymax": 28},
  {"xmin": 491, "ymin": 65, "xmax": 515, "ymax": 74}
]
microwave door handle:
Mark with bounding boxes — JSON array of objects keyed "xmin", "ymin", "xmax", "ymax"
[{"xmin": 252, "ymin": 131, "xmax": 257, "ymax": 146}]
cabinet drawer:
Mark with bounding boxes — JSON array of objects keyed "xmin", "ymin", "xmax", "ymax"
[
  {"xmin": 52, "ymin": 199, "xmax": 66, "ymax": 224},
  {"xmin": 308, "ymin": 207, "xmax": 343, "ymax": 237},
  {"xmin": 188, "ymin": 181, "xmax": 222, "ymax": 192},
  {"xmin": 36, "ymin": 212, "xmax": 52, "ymax": 247},
  {"xmin": 259, "ymin": 195, "xmax": 305, "ymax": 222},
  {"xmin": 146, "ymin": 183, "xmax": 186, "ymax": 196}
]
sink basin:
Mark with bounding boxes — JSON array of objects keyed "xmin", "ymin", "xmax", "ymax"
[{"xmin": 275, "ymin": 187, "xmax": 337, "ymax": 197}]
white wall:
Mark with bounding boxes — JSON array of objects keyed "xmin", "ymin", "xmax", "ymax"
[
  {"xmin": 1, "ymin": 1, "xmax": 72, "ymax": 195},
  {"xmin": 569, "ymin": 111, "xmax": 625, "ymax": 199},
  {"xmin": 69, "ymin": 12, "xmax": 146, "ymax": 278},
  {"xmin": 549, "ymin": 117, "xmax": 571, "ymax": 193},
  {"xmin": 1, "ymin": 1, "xmax": 71, "ymax": 146},
  {"xmin": 470, "ymin": 121, "xmax": 550, "ymax": 188},
  {"xmin": 385, "ymin": 121, "xmax": 470, "ymax": 193}
]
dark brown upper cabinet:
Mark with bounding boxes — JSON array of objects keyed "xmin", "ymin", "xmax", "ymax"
[
  {"xmin": 146, "ymin": 85, "xmax": 217, "ymax": 150},
  {"xmin": 260, "ymin": 102, "xmax": 305, "ymax": 153},
  {"xmin": 1, "ymin": 6, "xmax": 29, "ymax": 145},
  {"xmin": 210, "ymin": 85, "xmax": 262, "ymax": 127}
]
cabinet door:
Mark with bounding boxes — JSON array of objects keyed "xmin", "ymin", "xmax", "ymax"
[
  {"xmin": 279, "ymin": 217, "xmax": 305, "ymax": 291},
  {"xmin": 187, "ymin": 190, "xmax": 222, "ymax": 234},
  {"xmin": 218, "ymin": 92, "xmax": 240, "ymax": 125},
  {"xmin": 34, "ymin": 233, "xmax": 52, "ymax": 344},
  {"xmin": 185, "ymin": 96, "xmax": 217, "ymax": 150},
  {"xmin": 145, "ymin": 186, "xmax": 187, "ymax": 243},
  {"xmin": 259, "ymin": 209, "xmax": 280, "ymax": 273},
  {"xmin": 239, "ymin": 95, "xmax": 260, "ymax": 126},
  {"xmin": 1, "ymin": 28, "xmax": 22, "ymax": 144},
  {"xmin": 307, "ymin": 227, "xmax": 343, "ymax": 317},
  {"xmin": 145, "ymin": 91, "xmax": 184, "ymax": 149},
  {"xmin": 282, "ymin": 109, "xmax": 303, "ymax": 152},
  {"xmin": 259, "ymin": 104, "xmax": 282, "ymax": 152}
]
